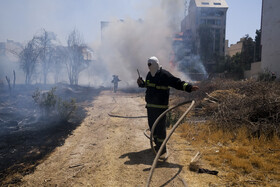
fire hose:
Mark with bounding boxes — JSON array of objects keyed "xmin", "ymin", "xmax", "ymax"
[
  {"xmin": 146, "ymin": 100, "xmax": 195, "ymax": 187},
  {"xmin": 108, "ymin": 97, "xmax": 195, "ymax": 186}
]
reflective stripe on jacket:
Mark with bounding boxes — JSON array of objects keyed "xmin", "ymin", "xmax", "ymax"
[{"xmin": 144, "ymin": 68, "xmax": 192, "ymax": 108}]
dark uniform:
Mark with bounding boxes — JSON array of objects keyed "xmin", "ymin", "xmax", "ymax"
[
  {"xmin": 138, "ymin": 67, "xmax": 193, "ymax": 153},
  {"xmin": 111, "ymin": 75, "xmax": 121, "ymax": 93}
]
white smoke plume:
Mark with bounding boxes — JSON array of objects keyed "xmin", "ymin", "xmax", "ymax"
[{"xmin": 88, "ymin": 0, "xmax": 186, "ymax": 87}]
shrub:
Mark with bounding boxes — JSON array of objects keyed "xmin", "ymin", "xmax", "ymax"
[
  {"xmin": 56, "ymin": 97, "xmax": 77, "ymax": 121},
  {"xmin": 32, "ymin": 87, "xmax": 76, "ymax": 121},
  {"xmin": 258, "ymin": 69, "xmax": 277, "ymax": 81}
]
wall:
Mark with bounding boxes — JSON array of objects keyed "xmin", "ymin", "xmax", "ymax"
[
  {"xmin": 261, "ymin": 0, "xmax": 280, "ymax": 77},
  {"xmin": 244, "ymin": 61, "xmax": 262, "ymax": 79},
  {"xmin": 227, "ymin": 39, "xmax": 243, "ymax": 57}
]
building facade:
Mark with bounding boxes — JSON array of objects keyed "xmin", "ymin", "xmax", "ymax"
[
  {"xmin": 181, "ymin": 0, "xmax": 228, "ymax": 72},
  {"xmin": 226, "ymin": 38, "xmax": 244, "ymax": 57},
  {"xmin": 261, "ymin": 0, "xmax": 280, "ymax": 77}
]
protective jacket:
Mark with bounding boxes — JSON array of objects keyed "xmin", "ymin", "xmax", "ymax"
[{"xmin": 139, "ymin": 68, "xmax": 193, "ymax": 109}]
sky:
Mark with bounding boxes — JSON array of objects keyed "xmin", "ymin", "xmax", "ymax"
[
  {"xmin": 0, "ymin": 0, "xmax": 262, "ymax": 46},
  {"xmin": 0, "ymin": 0, "xmax": 263, "ymax": 86}
]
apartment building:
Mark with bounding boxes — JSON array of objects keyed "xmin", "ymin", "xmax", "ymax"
[{"xmin": 181, "ymin": 0, "xmax": 228, "ymax": 72}]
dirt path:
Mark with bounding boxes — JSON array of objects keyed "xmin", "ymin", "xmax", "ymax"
[{"xmin": 20, "ymin": 91, "xmax": 189, "ymax": 187}]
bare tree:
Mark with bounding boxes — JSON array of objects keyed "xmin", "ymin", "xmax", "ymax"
[
  {"xmin": 66, "ymin": 29, "xmax": 91, "ymax": 85},
  {"xmin": 19, "ymin": 38, "xmax": 41, "ymax": 84},
  {"xmin": 13, "ymin": 70, "xmax": 16, "ymax": 88},
  {"xmin": 52, "ymin": 46, "xmax": 68, "ymax": 84},
  {"xmin": 34, "ymin": 29, "xmax": 57, "ymax": 85},
  {"xmin": 5, "ymin": 75, "xmax": 11, "ymax": 93}
]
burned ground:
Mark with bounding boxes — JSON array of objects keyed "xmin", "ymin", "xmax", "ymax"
[{"xmin": 0, "ymin": 84, "xmax": 102, "ymax": 185}]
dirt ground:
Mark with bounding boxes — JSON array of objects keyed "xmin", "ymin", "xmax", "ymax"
[{"xmin": 5, "ymin": 90, "xmax": 223, "ymax": 187}]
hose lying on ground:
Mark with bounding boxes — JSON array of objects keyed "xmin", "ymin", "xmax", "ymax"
[
  {"xmin": 146, "ymin": 100, "xmax": 195, "ymax": 187},
  {"xmin": 143, "ymin": 128, "xmax": 150, "ymax": 139},
  {"xmin": 150, "ymin": 100, "xmax": 194, "ymax": 155},
  {"xmin": 108, "ymin": 113, "xmax": 147, "ymax": 118}
]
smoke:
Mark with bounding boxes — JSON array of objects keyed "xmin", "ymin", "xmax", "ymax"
[
  {"xmin": 1, "ymin": 0, "xmax": 191, "ymax": 87},
  {"xmin": 87, "ymin": 0, "xmax": 186, "ymax": 87},
  {"xmin": 0, "ymin": 52, "xmax": 25, "ymax": 85},
  {"xmin": 176, "ymin": 55, "xmax": 208, "ymax": 80}
]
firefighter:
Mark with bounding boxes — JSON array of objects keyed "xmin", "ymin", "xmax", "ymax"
[
  {"xmin": 271, "ymin": 72, "xmax": 276, "ymax": 81},
  {"xmin": 137, "ymin": 56, "xmax": 199, "ymax": 156},
  {"xmin": 111, "ymin": 75, "xmax": 121, "ymax": 93}
]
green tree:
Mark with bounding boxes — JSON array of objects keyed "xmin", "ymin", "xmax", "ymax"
[
  {"xmin": 214, "ymin": 31, "xmax": 261, "ymax": 79},
  {"xmin": 254, "ymin": 29, "xmax": 261, "ymax": 62},
  {"xmin": 229, "ymin": 53, "xmax": 244, "ymax": 78},
  {"xmin": 213, "ymin": 54, "xmax": 226, "ymax": 73},
  {"xmin": 241, "ymin": 35, "xmax": 255, "ymax": 70}
]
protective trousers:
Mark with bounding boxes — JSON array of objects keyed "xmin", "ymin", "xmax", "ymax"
[{"xmin": 147, "ymin": 107, "xmax": 167, "ymax": 152}]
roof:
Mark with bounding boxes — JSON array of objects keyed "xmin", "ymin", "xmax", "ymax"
[{"xmin": 195, "ymin": 0, "xmax": 228, "ymax": 8}]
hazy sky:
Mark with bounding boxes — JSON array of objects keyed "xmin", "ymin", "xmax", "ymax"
[{"xmin": 0, "ymin": 0, "xmax": 262, "ymax": 46}]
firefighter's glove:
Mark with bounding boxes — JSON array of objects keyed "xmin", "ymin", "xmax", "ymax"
[
  {"xmin": 137, "ymin": 77, "xmax": 145, "ymax": 87},
  {"xmin": 191, "ymin": 86, "xmax": 199, "ymax": 91}
]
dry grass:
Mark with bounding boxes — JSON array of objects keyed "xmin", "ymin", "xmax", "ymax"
[
  {"xmin": 177, "ymin": 122, "xmax": 280, "ymax": 186},
  {"xmin": 172, "ymin": 79, "xmax": 280, "ymax": 185},
  {"xmin": 175, "ymin": 80, "xmax": 280, "ymax": 138}
]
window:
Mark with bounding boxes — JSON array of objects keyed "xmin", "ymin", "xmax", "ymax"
[
  {"xmin": 202, "ymin": 2, "xmax": 209, "ymax": 5},
  {"xmin": 215, "ymin": 39, "xmax": 220, "ymax": 52},
  {"xmin": 207, "ymin": 19, "xmax": 215, "ymax": 25},
  {"xmin": 215, "ymin": 11, "xmax": 224, "ymax": 16},
  {"xmin": 201, "ymin": 10, "xmax": 207, "ymax": 16},
  {"xmin": 200, "ymin": 19, "xmax": 207, "ymax": 25},
  {"xmin": 214, "ymin": 3, "xmax": 221, "ymax": 5},
  {"xmin": 215, "ymin": 29, "xmax": 221, "ymax": 35},
  {"xmin": 215, "ymin": 20, "xmax": 221, "ymax": 26}
]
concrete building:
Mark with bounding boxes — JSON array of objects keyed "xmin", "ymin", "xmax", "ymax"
[
  {"xmin": 261, "ymin": 0, "xmax": 280, "ymax": 77},
  {"xmin": 181, "ymin": 0, "xmax": 228, "ymax": 72},
  {"xmin": 181, "ymin": 0, "xmax": 228, "ymax": 55},
  {"xmin": 244, "ymin": 0, "xmax": 280, "ymax": 80},
  {"xmin": 226, "ymin": 38, "xmax": 244, "ymax": 57}
]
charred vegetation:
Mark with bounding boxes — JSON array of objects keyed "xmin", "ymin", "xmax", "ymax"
[{"xmin": 0, "ymin": 84, "xmax": 102, "ymax": 185}]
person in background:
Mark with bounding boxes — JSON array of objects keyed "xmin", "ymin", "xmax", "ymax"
[
  {"xmin": 271, "ymin": 72, "xmax": 276, "ymax": 81},
  {"xmin": 112, "ymin": 75, "xmax": 121, "ymax": 93},
  {"xmin": 137, "ymin": 56, "xmax": 199, "ymax": 157}
]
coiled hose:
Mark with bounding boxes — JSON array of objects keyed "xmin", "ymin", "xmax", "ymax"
[{"xmin": 146, "ymin": 100, "xmax": 195, "ymax": 187}]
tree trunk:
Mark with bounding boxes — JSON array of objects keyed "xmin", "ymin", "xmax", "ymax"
[
  {"xmin": 5, "ymin": 76, "xmax": 11, "ymax": 94},
  {"xmin": 44, "ymin": 72, "xmax": 47, "ymax": 85},
  {"xmin": 13, "ymin": 70, "xmax": 16, "ymax": 88}
]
